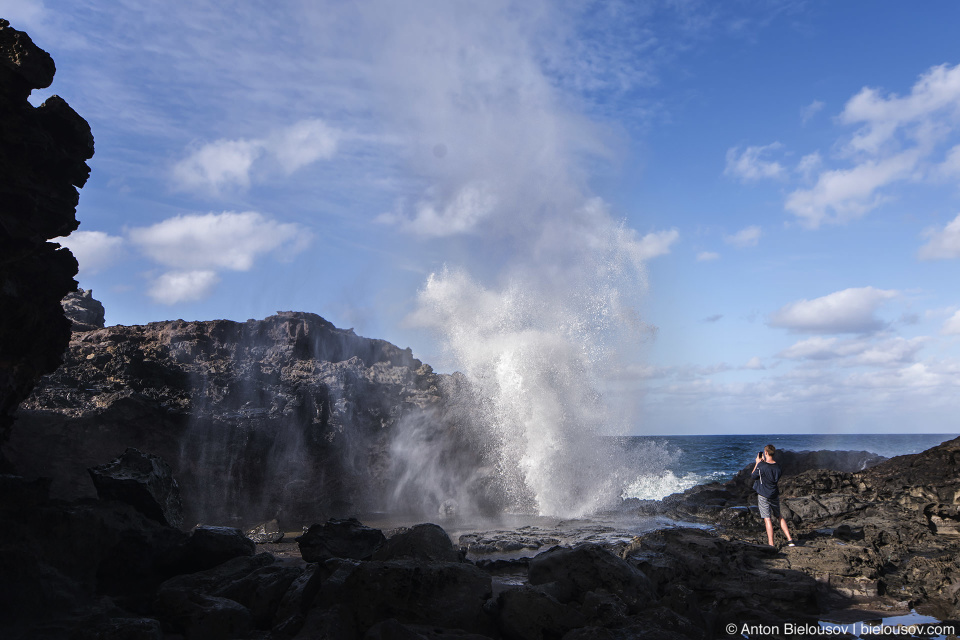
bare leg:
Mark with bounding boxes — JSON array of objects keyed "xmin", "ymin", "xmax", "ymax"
[
  {"xmin": 763, "ymin": 517, "xmax": 775, "ymax": 546},
  {"xmin": 779, "ymin": 518, "xmax": 793, "ymax": 542}
]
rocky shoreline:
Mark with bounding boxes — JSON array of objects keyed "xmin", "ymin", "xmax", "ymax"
[{"xmin": 2, "ymin": 437, "xmax": 959, "ymax": 639}]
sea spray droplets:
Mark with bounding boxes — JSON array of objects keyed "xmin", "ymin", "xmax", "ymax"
[{"xmin": 409, "ymin": 266, "xmax": 647, "ymax": 518}]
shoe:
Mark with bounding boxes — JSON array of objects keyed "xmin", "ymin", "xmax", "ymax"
[{"xmin": 787, "ymin": 541, "xmax": 796, "ymax": 547}]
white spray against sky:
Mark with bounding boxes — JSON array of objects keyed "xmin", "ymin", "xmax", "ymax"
[{"xmin": 362, "ymin": 2, "xmax": 661, "ymax": 517}]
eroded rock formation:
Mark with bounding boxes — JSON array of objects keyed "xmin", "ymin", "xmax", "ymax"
[
  {"xmin": 0, "ymin": 19, "xmax": 92, "ymax": 468},
  {"xmin": 10, "ymin": 309, "xmax": 499, "ymax": 527}
]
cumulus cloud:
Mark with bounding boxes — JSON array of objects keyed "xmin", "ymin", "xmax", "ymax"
[
  {"xmin": 742, "ymin": 356, "xmax": 765, "ymax": 370},
  {"xmin": 54, "ymin": 230, "xmax": 125, "ymax": 276},
  {"xmin": 637, "ymin": 229, "xmax": 680, "ymax": 260},
  {"xmin": 918, "ymin": 213, "xmax": 960, "ymax": 260},
  {"xmin": 173, "ymin": 119, "xmax": 340, "ymax": 195},
  {"xmin": 129, "ymin": 211, "xmax": 312, "ymax": 304},
  {"xmin": 724, "ymin": 225, "xmax": 761, "ymax": 248},
  {"xmin": 129, "ymin": 211, "xmax": 310, "ymax": 271},
  {"xmin": 696, "ymin": 251, "xmax": 720, "ymax": 262},
  {"xmin": 724, "ymin": 143, "xmax": 785, "ymax": 181},
  {"xmin": 942, "ymin": 310, "xmax": 960, "ymax": 335},
  {"xmin": 147, "ymin": 270, "xmax": 221, "ymax": 305},
  {"xmin": 768, "ymin": 286, "xmax": 898, "ymax": 334},
  {"xmin": 785, "ymin": 63, "xmax": 960, "ymax": 228}
]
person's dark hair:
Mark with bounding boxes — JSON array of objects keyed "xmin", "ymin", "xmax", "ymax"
[{"xmin": 764, "ymin": 444, "xmax": 776, "ymax": 457}]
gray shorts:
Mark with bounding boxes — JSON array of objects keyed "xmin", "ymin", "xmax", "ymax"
[{"xmin": 758, "ymin": 494, "xmax": 781, "ymax": 519}]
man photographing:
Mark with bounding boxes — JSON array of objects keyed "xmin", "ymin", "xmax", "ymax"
[{"xmin": 751, "ymin": 444, "xmax": 795, "ymax": 548}]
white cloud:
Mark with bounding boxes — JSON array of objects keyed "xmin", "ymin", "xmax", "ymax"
[
  {"xmin": 800, "ymin": 100, "xmax": 824, "ymax": 124},
  {"xmin": 942, "ymin": 310, "xmax": 960, "ymax": 335},
  {"xmin": 768, "ymin": 286, "xmax": 898, "ymax": 334},
  {"xmin": 779, "ymin": 335, "xmax": 923, "ymax": 368},
  {"xmin": 785, "ymin": 63, "xmax": 960, "ymax": 228},
  {"xmin": 840, "ymin": 63, "xmax": 960, "ymax": 156},
  {"xmin": 267, "ymin": 119, "xmax": 340, "ymax": 174},
  {"xmin": 724, "ymin": 143, "xmax": 785, "ymax": 181},
  {"xmin": 173, "ymin": 138, "xmax": 262, "ymax": 195},
  {"xmin": 784, "ymin": 150, "xmax": 920, "ymax": 228},
  {"xmin": 54, "ymin": 230, "xmax": 125, "ymax": 276},
  {"xmin": 724, "ymin": 225, "xmax": 761, "ymax": 248},
  {"xmin": 128, "ymin": 211, "xmax": 312, "ymax": 303},
  {"xmin": 742, "ymin": 356, "xmax": 765, "ymax": 370},
  {"xmin": 696, "ymin": 251, "xmax": 720, "ymax": 262},
  {"xmin": 637, "ymin": 229, "xmax": 680, "ymax": 260},
  {"xmin": 173, "ymin": 119, "xmax": 340, "ymax": 195},
  {"xmin": 918, "ymin": 213, "xmax": 960, "ymax": 260},
  {"xmin": 147, "ymin": 270, "xmax": 221, "ymax": 305},
  {"xmin": 129, "ymin": 211, "xmax": 311, "ymax": 271}
]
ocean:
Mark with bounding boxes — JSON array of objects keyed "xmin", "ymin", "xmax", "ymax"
[{"xmin": 618, "ymin": 433, "xmax": 956, "ymax": 501}]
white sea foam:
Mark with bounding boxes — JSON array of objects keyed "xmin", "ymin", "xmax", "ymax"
[{"xmin": 621, "ymin": 470, "xmax": 727, "ymax": 501}]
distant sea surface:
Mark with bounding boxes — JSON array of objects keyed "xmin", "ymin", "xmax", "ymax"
[{"xmin": 617, "ymin": 433, "xmax": 957, "ymax": 501}]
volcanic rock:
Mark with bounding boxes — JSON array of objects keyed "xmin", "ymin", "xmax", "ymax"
[
  {"xmin": 88, "ymin": 447, "xmax": 184, "ymax": 529},
  {"xmin": 11, "ymin": 312, "xmax": 500, "ymax": 526},
  {"xmin": 0, "ymin": 19, "xmax": 93, "ymax": 463},
  {"xmin": 62, "ymin": 288, "xmax": 105, "ymax": 332},
  {"xmin": 170, "ymin": 525, "xmax": 256, "ymax": 574},
  {"xmin": 297, "ymin": 518, "xmax": 385, "ymax": 562},
  {"xmin": 372, "ymin": 522, "xmax": 460, "ymax": 562}
]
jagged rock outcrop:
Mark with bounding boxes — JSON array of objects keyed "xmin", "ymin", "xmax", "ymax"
[
  {"xmin": 62, "ymin": 288, "xmax": 105, "ymax": 332},
  {"xmin": 0, "ymin": 19, "xmax": 93, "ymax": 467},
  {"xmin": 10, "ymin": 311, "xmax": 500, "ymax": 527}
]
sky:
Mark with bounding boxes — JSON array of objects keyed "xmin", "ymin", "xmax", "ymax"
[{"xmin": 6, "ymin": 0, "xmax": 960, "ymax": 435}]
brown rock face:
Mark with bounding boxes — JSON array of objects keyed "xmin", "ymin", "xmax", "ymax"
[{"xmin": 0, "ymin": 19, "xmax": 93, "ymax": 465}]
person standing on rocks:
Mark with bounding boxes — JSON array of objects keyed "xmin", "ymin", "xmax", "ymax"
[{"xmin": 751, "ymin": 444, "xmax": 795, "ymax": 548}]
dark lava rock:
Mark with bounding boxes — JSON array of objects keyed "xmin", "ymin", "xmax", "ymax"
[
  {"xmin": 246, "ymin": 518, "xmax": 284, "ymax": 544},
  {"xmin": 297, "ymin": 517, "xmax": 385, "ymax": 562},
  {"xmin": 309, "ymin": 559, "xmax": 495, "ymax": 636},
  {"xmin": 0, "ymin": 18, "xmax": 93, "ymax": 461},
  {"xmin": 88, "ymin": 448, "xmax": 184, "ymax": 529},
  {"xmin": 372, "ymin": 522, "xmax": 460, "ymax": 562},
  {"xmin": 494, "ymin": 586, "xmax": 586, "ymax": 640},
  {"xmin": 62, "ymin": 288, "xmax": 105, "ymax": 332},
  {"xmin": 528, "ymin": 543, "xmax": 654, "ymax": 613},
  {"xmin": 11, "ymin": 312, "xmax": 503, "ymax": 526},
  {"xmin": 156, "ymin": 553, "xmax": 301, "ymax": 630},
  {"xmin": 171, "ymin": 525, "xmax": 256, "ymax": 574}
]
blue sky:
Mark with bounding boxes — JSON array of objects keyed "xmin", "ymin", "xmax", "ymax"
[{"xmin": 7, "ymin": 0, "xmax": 960, "ymax": 435}]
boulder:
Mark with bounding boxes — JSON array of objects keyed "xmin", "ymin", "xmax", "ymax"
[
  {"xmin": 88, "ymin": 448, "xmax": 184, "ymax": 529},
  {"xmin": 297, "ymin": 518, "xmax": 385, "ymax": 562},
  {"xmin": 171, "ymin": 525, "xmax": 256, "ymax": 573},
  {"xmin": 61, "ymin": 289, "xmax": 105, "ymax": 332},
  {"xmin": 312, "ymin": 559, "xmax": 495, "ymax": 636},
  {"xmin": 372, "ymin": 522, "xmax": 460, "ymax": 562},
  {"xmin": 246, "ymin": 518, "xmax": 284, "ymax": 544},
  {"xmin": 157, "ymin": 553, "xmax": 301, "ymax": 630},
  {"xmin": 152, "ymin": 590, "xmax": 252, "ymax": 640},
  {"xmin": 527, "ymin": 544, "xmax": 654, "ymax": 613},
  {"xmin": 493, "ymin": 586, "xmax": 586, "ymax": 640}
]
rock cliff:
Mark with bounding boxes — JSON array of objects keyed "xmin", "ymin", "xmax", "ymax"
[
  {"xmin": 10, "ymin": 309, "xmax": 499, "ymax": 527},
  {"xmin": 0, "ymin": 19, "xmax": 92, "ymax": 468}
]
